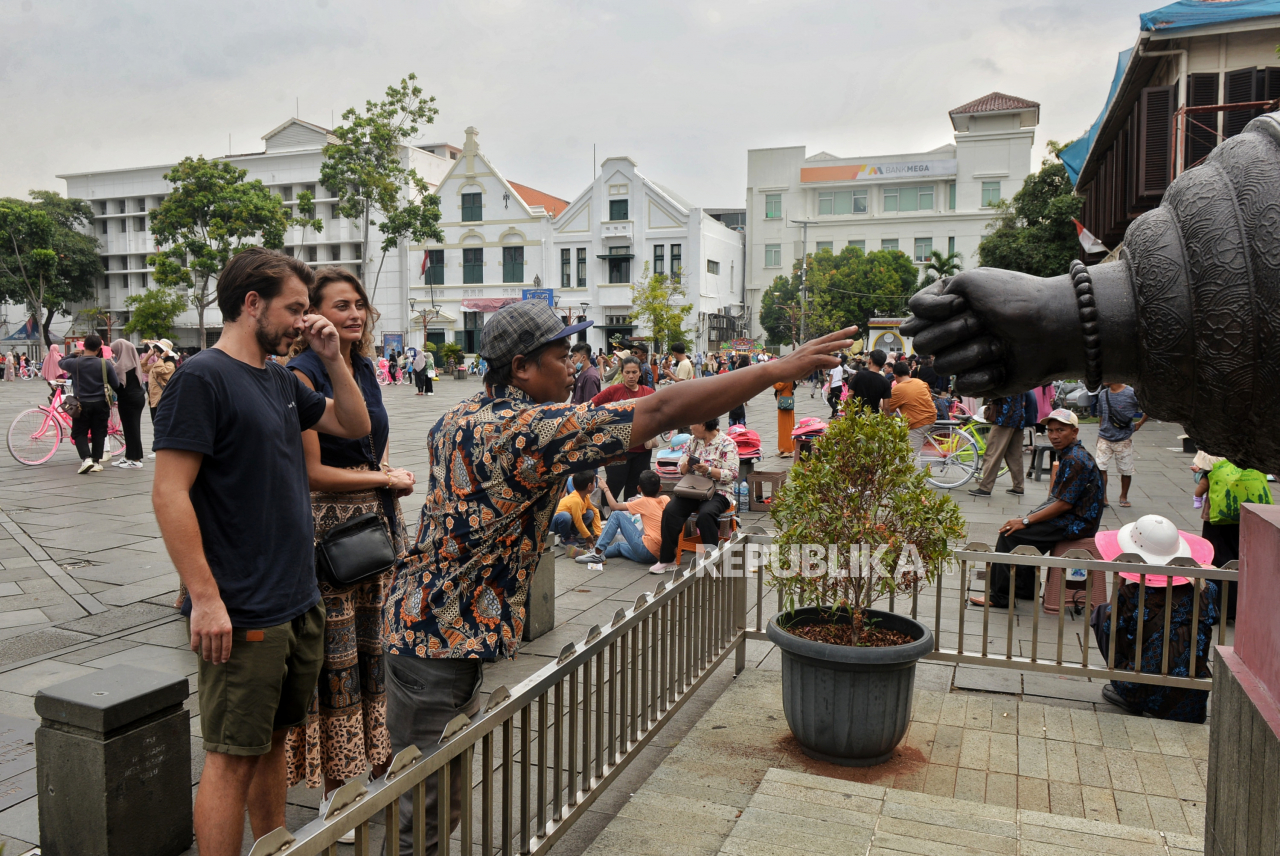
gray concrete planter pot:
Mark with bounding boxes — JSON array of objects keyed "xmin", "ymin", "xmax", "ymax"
[{"xmin": 766, "ymin": 606, "xmax": 933, "ymax": 767}]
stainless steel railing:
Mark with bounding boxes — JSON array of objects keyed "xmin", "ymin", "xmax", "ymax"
[
  {"xmin": 249, "ymin": 532, "xmax": 751, "ymax": 856},
  {"xmin": 920, "ymin": 542, "xmax": 1237, "ymax": 690}
]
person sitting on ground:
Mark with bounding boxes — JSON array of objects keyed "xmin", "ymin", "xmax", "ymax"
[
  {"xmin": 576, "ymin": 470, "xmax": 670, "ymax": 565},
  {"xmin": 550, "ymin": 472, "xmax": 601, "ymax": 547},
  {"xmin": 651, "ymin": 417, "xmax": 740, "ymax": 574},
  {"xmin": 882, "ymin": 360, "xmax": 936, "ymax": 455},
  {"xmin": 970, "ymin": 408, "xmax": 1103, "ymax": 609},
  {"xmin": 1090, "ymin": 515, "xmax": 1218, "ymax": 722}
]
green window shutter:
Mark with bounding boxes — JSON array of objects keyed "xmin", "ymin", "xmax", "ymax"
[{"xmin": 948, "ymin": 182, "xmax": 956, "ymax": 210}]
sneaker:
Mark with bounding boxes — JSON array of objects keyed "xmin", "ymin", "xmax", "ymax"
[
  {"xmin": 427, "ymin": 392, "xmax": 435, "ymax": 396},
  {"xmin": 147, "ymin": 452, "xmax": 156, "ymax": 459},
  {"xmin": 78, "ymin": 457, "xmax": 94, "ymax": 474},
  {"xmin": 111, "ymin": 458, "xmax": 126, "ymax": 467},
  {"xmin": 648, "ymin": 561, "xmax": 680, "ymax": 575},
  {"xmin": 88, "ymin": 462, "xmax": 103, "ymax": 473},
  {"xmin": 318, "ymin": 793, "xmax": 356, "ymax": 844},
  {"xmin": 121, "ymin": 460, "xmax": 144, "ymax": 469},
  {"xmin": 575, "ymin": 549, "xmax": 605, "ymax": 565},
  {"xmin": 1005, "ymin": 488, "xmax": 1024, "ymax": 496}
]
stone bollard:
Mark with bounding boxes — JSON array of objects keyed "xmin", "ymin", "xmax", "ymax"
[
  {"xmin": 523, "ymin": 548, "xmax": 556, "ymax": 641},
  {"xmin": 35, "ymin": 664, "xmax": 191, "ymax": 856}
]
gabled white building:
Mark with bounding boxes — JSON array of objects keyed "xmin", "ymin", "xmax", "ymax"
[
  {"xmin": 58, "ymin": 118, "xmax": 454, "ymax": 349},
  {"xmin": 410, "ymin": 141, "xmax": 747, "ymax": 354},
  {"xmin": 550, "ymin": 156, "xmax": 746, "ymax": 352},
  {"xmin": 410, "ymin": 127, "xmax": 569, "ymax": 353}
]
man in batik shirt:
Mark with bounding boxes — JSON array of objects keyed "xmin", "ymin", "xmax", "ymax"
[
  {"xmin": 381, "ymin": 299, "xmax": 856, "ymax": 855},
  {"xmin": 971, "ymin": 408, "xmax": 1103, "ymax": 610}
]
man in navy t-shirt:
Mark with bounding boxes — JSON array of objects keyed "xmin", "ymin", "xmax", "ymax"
[{"xmin": 151, "ymin": 248, "xmax": 370, "ymax": 856}]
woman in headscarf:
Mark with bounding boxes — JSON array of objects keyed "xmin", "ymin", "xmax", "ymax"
[
  {"xmin": 109, "ymin": 339, "xmax": 147, "ymax": 469},
  {"xmin": 41, "ymin": 344, "xmax": 64, "ymax": 401}
]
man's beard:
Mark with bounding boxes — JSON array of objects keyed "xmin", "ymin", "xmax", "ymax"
[{"xmin": 255, "ymin": 315, "xmax": 293, "ymax": 356}]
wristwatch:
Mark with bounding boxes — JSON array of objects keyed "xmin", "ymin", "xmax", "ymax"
[{"xmin": 1022, "ymin": 517, "xmax": 1030, "ymax": 526}]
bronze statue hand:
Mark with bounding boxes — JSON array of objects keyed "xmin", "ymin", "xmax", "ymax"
[{"xmin": 902, "ymin": 268, "xmax": 1100, "ymax": 396}]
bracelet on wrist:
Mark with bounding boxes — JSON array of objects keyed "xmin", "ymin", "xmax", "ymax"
[{"xmin": 1069, "ymin": 259, "xmax": 1103, "ymax": 391}]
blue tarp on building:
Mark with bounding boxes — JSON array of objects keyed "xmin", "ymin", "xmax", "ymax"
[
  {"xmin": 1140, "ymin": 0, "xmax": 1280, "ymax": 34},
  {"xmin": 1063, "ymin": 0, "xmax": 1280, "ymax": 186},
  {"xmin": 1061, "ymin": 48, "xmax": 1133, "ymax": 186}
]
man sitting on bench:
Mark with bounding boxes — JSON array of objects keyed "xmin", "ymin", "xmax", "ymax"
[{"xmin": 970, "ymin": 409, "xmax": 1104, "ymax": 609}]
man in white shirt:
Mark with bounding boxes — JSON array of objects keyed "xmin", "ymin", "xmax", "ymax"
[{"xmin": 827, "ymin": 360, "xmax": 847, "ymax": 418}]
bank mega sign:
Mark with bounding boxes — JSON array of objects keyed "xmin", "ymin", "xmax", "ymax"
[{"xmin": 800, "ymin": 159, "xmax": 957, "ymax": 184}]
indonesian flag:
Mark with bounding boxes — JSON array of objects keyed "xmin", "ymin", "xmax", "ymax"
[
  {"xmin": 420, "ymin": 252, "xmax": 428, "ymax": 275},
  {"xmin": 1073, "ymin": 219, "xmax": 1107, "ymax": 255}
]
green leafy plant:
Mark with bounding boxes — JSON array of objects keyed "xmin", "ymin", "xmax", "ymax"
[
  {"xmin": 977, "ymin": 140, "xmax": 1082, "ymax": 278},
  {"xmin": 768, "ymin": 406, "xmax": 967, "ymax": 643},
  {"xmin": 124, "ymin": 285, "xmax": 188, "ymax": 339},
  {"xmin": 629, "ymin": 261, "xmax": 691, "ymax": 351},
  {"xmin": 438, "ymin": 341, "xmax": 464, "ymax": 368},
  {"xmin": 422, "ymin": 341, "xmax": 436, "ymax": 352},
  {"xmin": 918, "ymin": 249, "xmax": 963, "ymax": 290}
]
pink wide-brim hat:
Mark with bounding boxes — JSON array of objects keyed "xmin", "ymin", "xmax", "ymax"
[{"xmin": 1095, "ymin": 526, "xmax": 1214, "ymax": 587}]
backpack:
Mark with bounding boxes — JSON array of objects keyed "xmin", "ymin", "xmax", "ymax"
[{"xmin": 1208, "ymin": 461, "xmax": 1273, "ymax": 524}]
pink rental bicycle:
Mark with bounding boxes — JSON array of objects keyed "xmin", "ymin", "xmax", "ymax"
[{"xmin": 7, "ymin": 381, "xmax": 125, "ymax": 466}]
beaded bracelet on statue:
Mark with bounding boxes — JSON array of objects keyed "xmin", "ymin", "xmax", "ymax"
[{"xmin": 1069, "ymin": 259, "xmax": 1103, "ymax": 391}]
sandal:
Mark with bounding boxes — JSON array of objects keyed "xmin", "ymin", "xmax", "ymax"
[{"xmin": 1118, "ymin": 500, "xmax": 1131, "ymax": 508}]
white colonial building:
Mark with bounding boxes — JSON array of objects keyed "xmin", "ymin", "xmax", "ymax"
[
  {"xmin": 745, "ymin": 92, "xmax": 1040, "ymax": 312},
  {"xmin": 411, "ymin": 139, "xmax": 747, "ymax": 355},
  {"xmin": 58, "ymin": 118, "xmax": 454, "ymax": 349}
]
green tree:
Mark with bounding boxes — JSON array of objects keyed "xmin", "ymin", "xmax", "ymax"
[
  {"xmin": 629, "ymin": 262, "xmax": 692, "ymax": 351},
  {"xmin": 295, "ymin": 189, "xmax": 324, "ymax": 262},
  {"xmin": 147, "ymin": 156, "xmax": 292, "ymax": 346},
  {"xmin": 918, "ymin": 249, "xmax": 963, "ymax": 289},
  {"xmin": 322, "ymin": 74, "xmax": 444, "ymax": 302},
  {"xmin": 760, "ymin": 273, "xmax": 802, "ymax": 346},
  {"xmin": 976, "ymin": 140, "xmax": 1082, "ymax": 278},
  {"xmin": 123, "ymin": 285, "xmax": 188, "ymax": 340},
  {"xmin": 0, "ymin": 192, "xmax": 102, "ymax": 353}
]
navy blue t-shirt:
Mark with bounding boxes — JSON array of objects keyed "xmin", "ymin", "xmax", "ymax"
[
  {"xmin": 287, "ymin": 350, "xmax": 388, "ymax": 468},
  {"xmin": 152, "ymin": 349, "xmax": 328, "ymax": 628}
]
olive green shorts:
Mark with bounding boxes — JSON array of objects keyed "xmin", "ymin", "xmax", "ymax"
[{"xmin": 192, "ymin": 601, "xmax": 325, "ymax": 756}]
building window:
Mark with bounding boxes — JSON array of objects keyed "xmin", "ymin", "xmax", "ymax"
[
  {"xmin": 765, "ymin": 244, "xmax": 782, "ymax": 267},
  {"xmin": 577, "ymin": 248, "xmax": 586, "ymax": 288},
  {"xmin": 609, "ymin": 199, "xmax": 629, "ymax": 221},
  {"xmin": 117, "ymin": 200, "xmax": 127, "ymax": 214},
  {"xmin": 882, "ymin": 239, "xmax": 899, "ymax": 252},
  {"xmin": 118, "ymin": 219, "xmax": 127, "ymax": 232},
  {"xmin": 981, "ymin": 181, "xmax": 1001, "ymax": 208},
  {"xmin": 284, "ymin": 246, "xmax": 295, "ymax": 257},
  {"xmin": 948, "ymin": 182, "xmax": 956, "ymax": 211},
  {"xmin": 97, "ymin": 201, "xmax": 107, "ymax": 216},
  {"xmin": 707, "ymin": 259, "xmax": 720, "ymax": 275},
  {"xmin": 670, "ymin": 244, "xmax": 682, "ymax": 280},
  {"xmin": 330, "ymin": 204, "xmax": 341, "ymax": 220},
  {"xmin": 100, "ymin": 220, "xmax": 108, "ymax": 235},
  {"xmin": 817, "ymin": 189, "xmax": 867, "ymax": 216},
  {"xmin": 848, "ymin": 240, "xmax": 865, "ymax": 252},
  {"xmin": 331, "ymin": 245, "xmax": 343, "ymax": 261},
  {"xmin": 764, "ymin": 194, "xmax": 781, "ymax": 219},
  {"xmin": 561, "ymin": 248, "xmax": 571, "ymax": 288},
  {"xmin": 307, "ymin": 246, "xmax": 318, "ymax": 262},
  {"xmin": 914, "ymin": 238, "xmax": 932, "ymax": 262},
  {"xmin": 463, "ymin": 247, "xmax": 483, "ymax": 284},
  {"xmin": 654, "ymin": 245, "xmax": 664, "ymax": 276},
  {"xmin": 133, "ymin": 217, "xmax": 146, "ymax": 232},
  {"xmin": 815, "ymin": 241, "xmax": 833, "ymax": 253},
  {"xmin": 305, "ymin": 184, "xmax": 316, "ymax": 196},
  {"xmin": 426, "ymin": 249, "xmax": 444, "ymax": 284},
  {"xmin": 882, "ymin": 186, "xmax": 934, "ymax": 213},
  {"xmin": 461, "ymin": 192, "xmax": 482, "ymax": 222},
  {"xmin": 503, "ymin": 246, "xmax": 524, "ymax": 283},
  {"xmin": 948, "ymin": 236, "xmax": 956, "ymax": 256},
  {"xmin": 608, "ymin": 247, "xmax": 630, "ymax": 283},
  {"xmin": 280, "ymin": 187, "xmax": 292, "ymax": 202}
]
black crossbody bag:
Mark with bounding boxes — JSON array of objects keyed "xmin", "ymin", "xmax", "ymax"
[{"xmin": 315, "ymin": 436, "xmax": 398, "ymax": 588}]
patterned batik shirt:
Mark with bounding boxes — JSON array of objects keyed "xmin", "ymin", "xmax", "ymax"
[
  {"xmin": 383, "ymin": 384, "xmax": 635, "ymax": 660},
  {"xmin": 1047, "ymin": 440, "xmax": 1104, "ymax": 538},
  {"xmin": 988, "ymin": 394, "xmax": 1025, "ymax": 429}
]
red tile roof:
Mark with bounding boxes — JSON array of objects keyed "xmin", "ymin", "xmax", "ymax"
[
  {"xmin": 509, "ymin": 182, "xmax": 571, "ymax": 218},
  {"xmin": 949, "ymin": 92, "xmax": 1040, "ymax": 116}
]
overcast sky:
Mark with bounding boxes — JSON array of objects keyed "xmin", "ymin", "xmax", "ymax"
[{"xmin": 2, "ymin": 0, "xmax": 1159, "ymax": 208}]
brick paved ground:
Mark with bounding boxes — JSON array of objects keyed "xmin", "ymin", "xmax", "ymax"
[{"xmin": 0, "ymin": 371, "xmax": 1211, "ymax": 853}]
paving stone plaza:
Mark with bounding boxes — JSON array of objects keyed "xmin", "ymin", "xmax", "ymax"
[{"xmin": 0, "ymin": 373, "xmax": 1220, "ymax": 854}]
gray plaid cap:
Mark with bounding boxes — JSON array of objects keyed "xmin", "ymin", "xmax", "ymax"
[{"xmin": 479, "ymin": 300, "xmax": 593, "ymax": 367}]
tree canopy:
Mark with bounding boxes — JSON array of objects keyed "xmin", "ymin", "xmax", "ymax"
[
  {"xmin": 760, "ymin": 246, "xmax": 918, "ymax": 346},
  {"xmin": 0, "ymin": 191, "xmax": 102, "ymax": 353},
  {"xmin": 322, "ymin": 74, "xmax": 444, "ymax": 301},
  {"xmin": 147, "ymin": 156, "xmax": 292, "ymax": 345},
  {"xmin": 630, "ymin": 262, "xmax": 691, "ymax": 351},
  {"xmin": 124, "ymin": 285, "xmax": 188, "ymax": 340},
  {"xmin": 976, "ymin": 141, "xmax": 1082, "ymax": 279}
]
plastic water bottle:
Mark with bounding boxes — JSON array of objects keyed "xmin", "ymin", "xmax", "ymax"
[{"xmin": 738, "ymin": 480, "xmax": 750, "ymax": 509}]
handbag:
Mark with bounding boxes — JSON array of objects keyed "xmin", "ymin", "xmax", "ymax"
[
  {"xmin": 101, "ymin": 359, "xmax": 117, "ymax": 407},
  {"xmin": 314, "ymin": 435, "xmax": 398, "ymax": 587},
  {"xmin": 1103, "ymin": 390, "xmax": 1132, "ymax": 432},
  {"xmin": 674, "ymin": 472, "xmax": 716, "ymax": 500},
  {"xmin": 777, "ymin": 396, "xmax": 794, "ymax": 411},
  {"xmin": 60, "ymin": 393, "xmax": 82, "ymax": 419}
]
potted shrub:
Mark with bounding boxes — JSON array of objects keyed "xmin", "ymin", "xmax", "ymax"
[
  {"xmin": 765, "ymin": 406, "xmax": 966, "ymax": 766},
  {"xmin": 439, "ymin": 342, "xmax": 464, "ymax": 377}
]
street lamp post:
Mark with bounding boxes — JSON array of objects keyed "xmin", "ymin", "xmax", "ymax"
[
  {"xmin": 408, "ymin": 297, "xmax": 442, "ymax": 349},
  {"xmin": 788, "ymin": 217, "xmax": 816, "ymax": 343}
]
